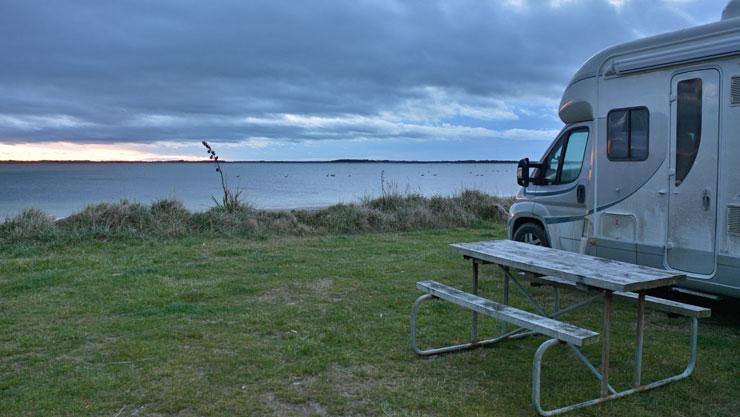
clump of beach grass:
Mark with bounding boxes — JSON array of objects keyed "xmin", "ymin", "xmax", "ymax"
[
  {"xmin": 0, "ymin": 208, "xmax": 58, "ymax": 241},
  {"xmin": 58, "ymin": 200, "xmax": 154, "ymax": 237},
  {"xmin": 149, "ymin": 199, "xmax": 192, "ymax": 237},
  {"xmin": 52, "ymin": 199, "xmax": 193, "ymax": 239},
  {"xmin": 0, "ymin": 190, "xmax": 511, "ymax": 243}
]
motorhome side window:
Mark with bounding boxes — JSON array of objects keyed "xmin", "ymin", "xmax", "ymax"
[
  {"xmin": 607, "ymin": 107, "xmax": 649, "ymax": 161},
  {"xmin": 675, "ymin": 78, "xmax": 702, "ymax": 186},
  {"xmin": 541, "ymin": 128, "xmax": 589, "ymax": 185}
]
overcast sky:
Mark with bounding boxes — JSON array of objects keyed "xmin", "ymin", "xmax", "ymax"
[{"xmin": 0, "ymin": 0, "xmax": 729, "ymax": 161}]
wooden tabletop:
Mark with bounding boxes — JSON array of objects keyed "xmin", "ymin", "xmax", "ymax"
[{"xmin": 450, "ymin": 240, "xmax": 686, "ymax": 293}]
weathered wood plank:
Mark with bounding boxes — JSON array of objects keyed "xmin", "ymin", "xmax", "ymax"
[
  {"xmin": 416, "ymin": 280, "xmax": 600, "ymax": 347},
  {"xmin": 523, "ymin": 274, "xmax": 710, "ymax": 318},
  {"xmin": 450, "ymin": 240, "xmax": 686, "ymax": 292},
  {"xmin": 614, "ymin": 291, "xmax": 711, "ymax": 318}
]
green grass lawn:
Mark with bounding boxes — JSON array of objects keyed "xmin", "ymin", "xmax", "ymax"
[{"xmin": 1, "ymin": 225, "xmax": 738, "ymax": 416}]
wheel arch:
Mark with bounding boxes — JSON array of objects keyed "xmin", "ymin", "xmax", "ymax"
[{"xmin": 509, "ymin": 216, "xmax": 549, "ymax": 242}]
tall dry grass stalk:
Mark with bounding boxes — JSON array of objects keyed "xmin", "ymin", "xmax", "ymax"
[{"xmin": 201, "ymin": 141, "xmax": 246, "ymax": 212}]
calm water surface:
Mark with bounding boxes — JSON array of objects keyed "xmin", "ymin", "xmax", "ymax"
[{"xmin": 0, "ymin": 162, "xmax": 518, "ymax": 218}]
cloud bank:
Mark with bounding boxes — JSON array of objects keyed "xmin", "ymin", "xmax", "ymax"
[{"xmin": 0, "ymin": 0, "xmax": 727, "ymax": 159}]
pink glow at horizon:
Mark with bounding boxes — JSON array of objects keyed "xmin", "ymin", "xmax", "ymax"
[{"xmin": 0, "ymin": 142, "xmax": 201, "ymax": 161}]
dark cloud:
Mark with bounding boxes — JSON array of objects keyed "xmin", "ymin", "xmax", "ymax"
[{"xmin": 0, "ymin": 0, "xmax": 727, "ymax": 144}]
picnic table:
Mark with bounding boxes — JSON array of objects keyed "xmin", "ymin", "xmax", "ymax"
[{"xmin": 410, "ymin": 240, "xmax": 710, "ymax": 416}]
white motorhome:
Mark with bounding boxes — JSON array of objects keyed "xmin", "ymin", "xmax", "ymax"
[{"xmin": 509, "ymin": 1, "xmax": 740, "ymax": 298}]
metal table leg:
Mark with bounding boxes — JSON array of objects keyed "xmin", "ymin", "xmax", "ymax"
[
  {"xmin": 532, "ymin": 317, "xmax": 700, "ymax": 416},
  {"xmin": 502, "ymin": 266, "xmax": 510, "ymax": 334},
  {"xmin": 600, "ymin": 290, "xmax": 613, "ymax": 399},
  {"xmin": 471, "ymin": 259, "xmax": 479, "ymax": 342},
  {"xmin": 634, "ymin": 291, "xmax": 646, "ymax": 387}
]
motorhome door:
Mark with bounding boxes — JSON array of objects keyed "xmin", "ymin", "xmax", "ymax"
[{"xmin": 666, "ymin": 69, "xmax": 720, "ymax": 276}]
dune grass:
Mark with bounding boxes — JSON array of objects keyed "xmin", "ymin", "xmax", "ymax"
[
  {"xmin": 1, "ymin": 224, "xmax": 738, "ymax": 416},
  {"xmin": 0, "ymin": 190, "xmax": 510, "ymax": 242}
]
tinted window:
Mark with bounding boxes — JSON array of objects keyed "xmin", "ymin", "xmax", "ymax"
[
  {"xmin": 675, "ymin": 78, "xmax": 702, "ymax": 186},
  {"xmin": 607, "ymin": 107, "xmax": 649, "ymax": 161},
  {"xmin": 543, "ymin": 138, "xmax": 564, "ymax": 184},
  {"xmin": 630, "ymin": 109, "xmax": 649, "ymax": 160},
  {"xmin": 561, "ymin": 130, "xmax": 588, "ymax": 183},
  {"xmin": 540, "ymin": 128, "xmax": 589, "ymax": 185},
  {"xmin": 607, "ymin": 110, "xmax": 629, "ymax": 159}
]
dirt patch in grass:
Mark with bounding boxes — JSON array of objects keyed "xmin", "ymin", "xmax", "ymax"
[
  {"xmin": 302, "ymin": 278, "xmax": 334, "ymax": 291},
  {"xmin": 262, "ymin": 392, "xmax": 328, "ymax": 417},
  {"xmin": 257, "ymin": 278, "xmax": 335, "ymax": 304}
]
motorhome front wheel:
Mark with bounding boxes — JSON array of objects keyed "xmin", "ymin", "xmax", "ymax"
[{"xmin": 513, "ymin": 223, "xmax": 550, "ymax": 247}]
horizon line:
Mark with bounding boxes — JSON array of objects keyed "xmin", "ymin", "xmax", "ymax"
[{"xmin": 0, "ymin": 158, "xmax": 519, "ymax": 164}]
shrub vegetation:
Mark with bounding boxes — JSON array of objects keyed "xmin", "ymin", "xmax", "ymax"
[{"xmin": 0, "ymin": 190, "xmax": 511, "ymax": 242}]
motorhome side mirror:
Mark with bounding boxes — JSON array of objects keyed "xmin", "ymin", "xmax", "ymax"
[{"xmin": 517, "ymin": 158, "xmax": 530, "ymax": 187}]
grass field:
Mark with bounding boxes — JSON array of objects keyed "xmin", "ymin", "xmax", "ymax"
[{"xmin": 1, "ymin": 224, "xmax": 738, "ymax": 416}]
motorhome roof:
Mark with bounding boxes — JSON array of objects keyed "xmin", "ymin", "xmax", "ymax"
[
  {"xmin": 568, "ymin": 15, "xmax": 740, "ymax": 86},
  {"xmin": 724, "ymin": 0, "xmax": 740, "ymax": 20}
]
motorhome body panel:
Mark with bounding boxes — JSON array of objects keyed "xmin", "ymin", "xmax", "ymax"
[
  {"xmin": 560, "ymin": 78, "xmax": 596, "ymax": 124},
  {"xmin": 710, "ymin": 59, "xmax": 740, "ymax": 297},
  {"xmin": 666, "ymin": 70, "xmax": 720, "ymax": 275},
  {"xmin": 719, "ymin": 69, "xmax": 740, "ymax": 259},
  {"xmin": 594, "ymin": 68, "xmax": 670, "ymax": 250},
  {"xmin": 586, "ymin": 59, "xmax": 738, "ymax": 297}
]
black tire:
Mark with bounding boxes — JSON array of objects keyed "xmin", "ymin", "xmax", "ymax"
[{"xmin": 513, "ymin": 223, "xmax": 550, "ymax": 247}]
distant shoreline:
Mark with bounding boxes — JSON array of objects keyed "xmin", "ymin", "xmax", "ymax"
[{"xmin": 0, "ymin": 159, "xmax": 518, "ymax": 164}]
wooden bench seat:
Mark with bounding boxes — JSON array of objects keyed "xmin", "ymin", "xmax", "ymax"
[
  {"xmin": 612, "ymin": 291, "xmax": 711, "ymax": 318},
  {"xmin": 416, "ymin": 280, "xmax": 600, "ymax": 347},
  {"xmin": 522, "ymin": 274, "xmax": 711, "ymax": 318}
]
